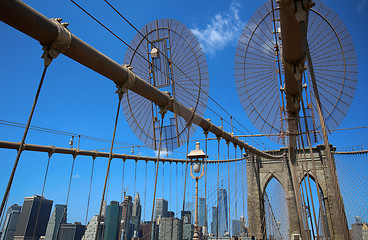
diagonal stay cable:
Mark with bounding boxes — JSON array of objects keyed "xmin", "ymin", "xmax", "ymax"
[
  {"xmin": 0, "ymin": 119, "xmax": 132, "ymax": 147},
  {"xmin": 0, "ymin": 64, "xmax": 49, "ymax": 219}
]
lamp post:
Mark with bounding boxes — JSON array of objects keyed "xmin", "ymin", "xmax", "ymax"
[{"xmin": 188, "ymin": 142, "xmax": 207, "ymax": 240}]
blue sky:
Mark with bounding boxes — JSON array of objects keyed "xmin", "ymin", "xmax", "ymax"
[{"xmin": 0, "ymin": 0, "xmax": 367, "ymax": 225}]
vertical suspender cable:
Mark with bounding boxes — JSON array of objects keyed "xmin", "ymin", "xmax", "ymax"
[
  {"xmin": 121, "ymin": 160, "xmax": 126, "ymax": 203},
  {"xmin": 85, "ymin": 156, "xmax": 96, "ymax": 225},
  {"xmin": 95, "ymin": 90, "xmax": 123, "ymax": 240},
  {"xmin": 32, "ymin": 150, "xmax": 57, "ymax": 239},
  {"xmin": 33, "ymin": 148, "xmax": 56, "ymax": 238},
  {"xmin": 162, "ymin": 162, "xmax": 165, "ymax": 203},
  {"xmin": 144, "ymin": 161, "xmax": 147, "ymax": 221},
  {"xmin": 150, "ymin": 114, "xmax": 165, "ymax": 240},
  {"xmin": 241, "ymin": 148, "xmax": 245, "ymax": 219},
  {"xmin": 41, "ymin": 149, "xmax": 54, "ymax": 196},
  {"xmin": 204, "ymin": 130, "xmax": 208, "ymax": 230},
  {"xmin": 169, "ymin": 162, "xmax": 172, "ymax": 210},
  {"xmin": 180, "ymin": 124, "xmax": 191, "ymax": 240},
  {"xmin": 217, "ymin": 137, "xmax": 220, "ymax": 239},
  {"xmin": 234, "ymin": 146, "xmax": 237, "ymax": 231},
  {"xmin": 134, "ymin": 160, "xmax": 137, "ymax": 197},
  {"xmin": 227, "ymin": 142, "xmax": 231, "ymax": 235},
  {"xmin": 59, "ymin": 154, "xmax": 77, "ymax": 240},
  {"xmin": 176, "ymin": 162, "xmax": 178, "ymax": 214}
]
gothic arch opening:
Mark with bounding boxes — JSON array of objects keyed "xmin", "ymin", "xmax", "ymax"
[
  {"xmin": 299, "ymin": 175, "xmax": 328, "ymax": 239},
  {"xmin": 263, "ymin": 176, "xmax": 289, "ymax": 239}
]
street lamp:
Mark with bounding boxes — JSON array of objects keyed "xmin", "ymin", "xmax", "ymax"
[{"xmin": 187, "ymin": 142, "xmax": 207, "ymax": 240}]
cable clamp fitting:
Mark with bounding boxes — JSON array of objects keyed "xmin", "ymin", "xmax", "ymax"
[
  {"xmin": 122, "ymin": 64, "xmax": 136, "ymax": 88},
  {"xmin": 48, "ymin": 145, "xmax": 56, "ymax": 158},
  {"xmin": 203, "ymin": 128, "xmax": 209, "ymax": 136},
  {"xmin": 41, "ymin": 18, "xmax": 71, "ymax": 67},
  {"xmin": 293, "ymin": 0, "xmax": 313, "ymax": 23},
  {"xmin": 115, "ymin": 65, "xmax": 136, "ymax": 99},
  {"xmin": 159, "ymin": 91, "xmax": 173, "ymax": 117},
  {"xmin": 92, "ymin": 151, "xmax": 98, "ymax": 160},
  {"xmin": 72, "ymin": 149, "xmax": 79, "ymax": 159},
  {"xmin": 115, "ymin": 85, "xmax": 125, "ymax": 100},
  {"xmin": 18, "ymin": 142, "xmax": 26, "ymax": 153}
]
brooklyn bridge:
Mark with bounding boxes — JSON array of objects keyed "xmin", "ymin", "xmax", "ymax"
[{"xmin": 0, "ymin": 0, "xmax": 367, "ymax": 239}]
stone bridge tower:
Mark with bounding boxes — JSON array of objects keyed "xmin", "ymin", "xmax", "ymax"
[{"xmin": 247, "ymin": 145, "xmax": 347, "ymax": 239}]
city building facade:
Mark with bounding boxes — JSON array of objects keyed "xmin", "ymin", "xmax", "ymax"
[
  {"xmin": 57, "ymin": 222, "xmax": 85, "ymax": 240},
  {"xmin": 103, "ymin": 201, "xmax": 121, "ymax": 240},
  {"xmin": 211, "ymin": 206, "xmax": 218, "ymax": 236},
  {"xmin": 131, "ymin": 193, "xmax": 141, "ymax": 238},
  {"xmin": 154, "ymin": 199, "xmax": 168, "ymax": 220},
  {"xmin": 198, "ymin": 197, "xmax": 206, "ymax": 228},
  {"xmin": 181, "ymin": 211, "xmax": 193, "ymax": 240},
  {"xmin": 139, "ymin": 221, "xmax": 158, "ymax": 240},
  {"xmin": 0, "ymin": 204, "xmax": 22, "ymax": 240},
  {"xmin": 158, "ymin": 217, "xmax": 182, "ymax": 240},
  {"xmin": 218, "ymin": 189, "xmax": 228, "ymax": 237},
  {"xmin": 232, "ymin": 220, "xmax": 241, "ymax": 237},
  {"xmin": 121, "ymin": 196, "xmax": 133, "ymax": 240},
  {"xmin": 14, "ymin": 195, "xmax": 53, "ymax": 240},
  {"xmin": 44, "ymin": 204, "xmax": 67, "ymax": 240},
  {"xmin": 81, "ymin": 215, "xmax": 104, "ymax": 240}
]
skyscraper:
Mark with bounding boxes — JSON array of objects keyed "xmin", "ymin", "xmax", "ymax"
[
  {"xmin": 184, "ymin": 201, "xmax": 195, "ymax": 225},
  {"xmin": 0, "ymin": 204, "xmax": 22, "ymax": 240},
  {"xmin": 14, "ymin": 195, "xmax": 53, "ymax": 240},
  {"xmin": 81, "ymin": 201, "xmax": 106, "ymax": 240},
  {"xmin": 103, "ymin": 201, "xmax": 121, "ymax": 240},
  {"xmin": 154, "ymin": 199, "xmax": 168, "ymax": 220},
  {"xmin": 139, "ymin": 221, "xmax": 158, "ymax": 240},
  {"xmin": 167, "ymin": 211, "xmax": 175, "ymax": 218},
  {"xmin": 198, "ymin": 197, "xmax": 206, "ymax": 227},
  {"xmin": 45, "ymin": 204, "xmax": 67, "ymax": 240},
  {"xmin": 181, "ymin": 211, "xmax": 193, "ymax": 240},
  {"xmin": 231, "ymin": 220, "xmax": 241, "ymax": 236},
  {"xmin": 211, "ymin": 207, "xmax": 218, "ymax": 236},
  {"xmin": 181, "ymin": 211, "xmax": 191, "ymax": 224},
  {"xmin": 131, "ymin": 193, "xmax": 141, "ymax": 238},
  {"xmin": 239, "ymin": 215, "xmax": 248, "ymax": 238},
  {"xmin": 120, "ymin": 196, "xmax": 133, "ymax": 240},
  {"xmin": 351, "ymin": 216, "xmax": 365, "ymax": 240},
  {"xmin": 158, "ymin": 217, "xmax": 182, "ymax": 240},
  {"xmin": 81, "ymin": 215, "xmax": 104, "ymax": 240},
  {"xmin": 57, "ymin": 222, "xmax": 85, "ymax": 240},
  {"xmin": 217, "ymin": 189, "xmax": 228, "ymax": 237}
]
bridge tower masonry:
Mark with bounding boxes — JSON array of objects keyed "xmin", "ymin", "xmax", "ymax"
[{"xmin": 247, "ymin": 145, "xmax": 347, "ymax": 240}]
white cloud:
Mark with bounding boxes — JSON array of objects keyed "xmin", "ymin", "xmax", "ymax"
[
  {"xmin": 73, "ymin": 174, "xmax": 80, "ymax": 179},
  {"xmin": 154, "ymin": 149, "xmax": 171, "ymax": 158},
  {"xmin": 355, "ymin": 0, "xmax": 367, "ymax": 13},
  {"xmin": 191, "ymin": 1, "xmax": 245, "ymax": 55}
]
